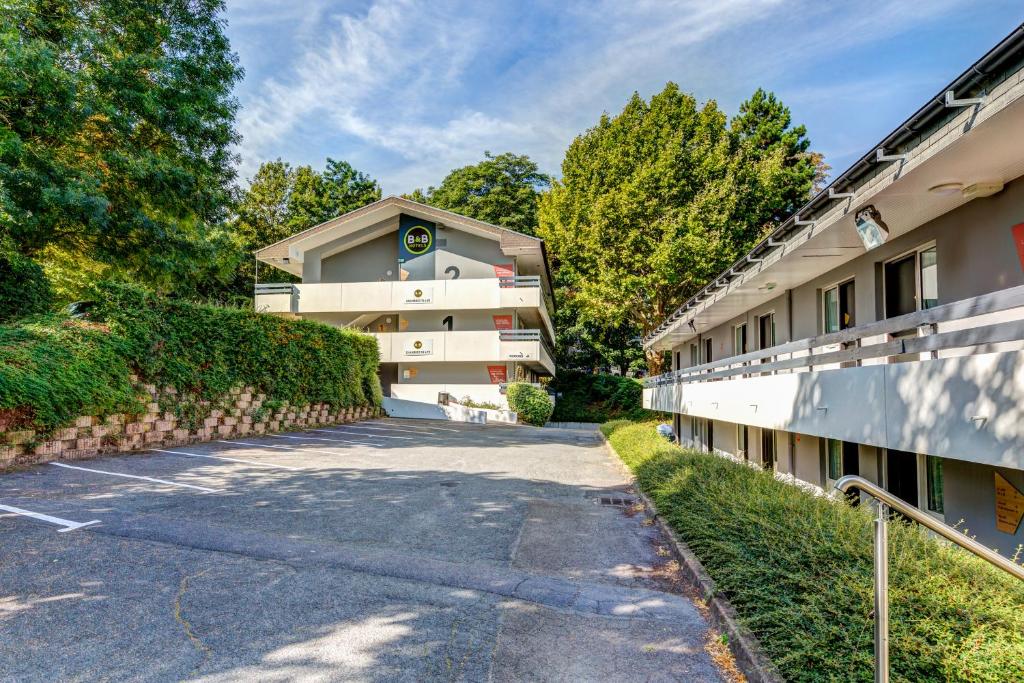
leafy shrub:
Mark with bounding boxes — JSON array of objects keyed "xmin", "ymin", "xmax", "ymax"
[
  {"xmin": 506, "ymin": 382, "xmax": 553, "ymax": 426},
  {"xmin": 0, "ymin": 282, "xmax": 381, "ymax": 433},
  {"xmin": 601, "ymin": 420, "xmax": 1024, "ymax": 682},
  {"xmin": 0, "ymin": 239, "xmax": 54, "ymax": 322},
  {"xmin": 549, "ymin": 370, "xmax": 653, "ymax": 422}
]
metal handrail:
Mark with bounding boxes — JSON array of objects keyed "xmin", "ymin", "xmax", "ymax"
[{"xmin": 834, "ymin": 475, "xmax": 1024, "ymax": 683}]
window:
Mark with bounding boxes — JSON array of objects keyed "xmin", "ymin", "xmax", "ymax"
[
  {"xmin": 823, "ymin": 280, "xmax": 856, "ymax": 333},
  {"xmin": 736, "ymin": 424, "xmax": 748, "ymax": 460},
  {"xmin": 758, "ymin": 313, "xmax": 775, "ymax": 350},
  {"xmin": 920, "ymin": 247, "xmax": 938, "ymax": 310},
  {"xmin": 925, "ymin": 455, "xmax": 944, "ymax": 514},
  {"xmin": 734, "ymin": 324, "xmax": 748, "ymax": 355},
  {"xmin": 690, "ymin": 416, "xmax": 698, "ymax": 446},
  {"xmin": 690, "ymin": 344, "xmax": 698, "ymax": 367},
  {"xmin": 827, "ymin": 439, "xmax": 842, "ymax": 480},
  {"xmin": 827, "ymin": 439, "xmax": 860, "ymax": 480},
  {"xmin": 761, "ymin": 429, "xmax": 776, "ymax": 471},
  {"xmin": 884, "ymin": 245, "xmax": 937, "ymax": 318},
  {"xmin": 707, "ymin": 420, "xmax": 714, "ymax": 453},
  {"xmin": 703, "ymin": 338, "xmax": 712, "ymax": 364}
]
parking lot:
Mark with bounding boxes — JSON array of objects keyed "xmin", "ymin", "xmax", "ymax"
[{"xmin": 0, "ymin": 419, "xmax": 726, "ymax": 682}]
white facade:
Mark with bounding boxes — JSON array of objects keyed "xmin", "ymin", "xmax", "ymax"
[
  {"xmin": 643, "ymin": 38, "xmax": 1024, "ymax": 550},
  {"xmin": 255, "ymin": 197, "xmax": 556, "ymax": 410}
]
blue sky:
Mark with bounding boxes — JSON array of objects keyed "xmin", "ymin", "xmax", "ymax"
[{"xmin": 224, "ymin": 1, "xmax": 1024, "ymax": 195}]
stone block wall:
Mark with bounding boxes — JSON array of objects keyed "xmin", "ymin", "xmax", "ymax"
[{"xmin": 0, "ymin": 382, "xmax": 381, "ymax": 471}]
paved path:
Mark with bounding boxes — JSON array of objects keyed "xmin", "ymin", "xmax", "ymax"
[{"xmin": 0, "ymin": 420, "xmax": 726, "ymax": 682}]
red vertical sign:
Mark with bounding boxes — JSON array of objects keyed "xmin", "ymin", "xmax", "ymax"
[
  {"xmin": 492, "ymin": 315, "xmax": 513, "ymax": 330},
  {"xmin": 487, "ymin": 365, "xmax": 507, "ymax": 384},
  {"xmin": 494, "ymin": 263, "xmax": 514, "ymax": 286},
  {"xmin": 1013, "ymin": 224, "xmax": 1024, "ymax": 272}
]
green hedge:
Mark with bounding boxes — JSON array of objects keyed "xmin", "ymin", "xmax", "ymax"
[
  {"xmin": 0, "ymin": 282, "xmax": 381, "ymax": 433},
  {"xmin": 549, "ymin": 370, "xmax": 652, "ymax": 422},
  {"xmin": 601, "ymin": 419, "xmax": 1024, "ymax": 683},
  {"xmin": 506, "ymin": 382, "xmax": 553, "ymax": 426}
]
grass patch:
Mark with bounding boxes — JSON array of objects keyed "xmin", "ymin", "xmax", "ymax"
[
  {"xmin": 0, "ymin": 282, "xmax": 380, "ymax": 434},
  {"xmin": 601, "ymin": 419, "xmax": 1024, "ymax": 683}
]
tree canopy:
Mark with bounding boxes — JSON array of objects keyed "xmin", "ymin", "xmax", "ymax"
[
  {"xmin": 0, "ymin": 0, "xmax": 243, "ymax": 292},
  {"xmin": 538, "ymin": 84, "xmax": 820, "ymax": 373},
  {"xmin": 407, "ymin": 152, "xmax": 550, "ymax": 235},
  {"xmin": 229, "ymin": 158, "xmax": 381, "ymax": 291}
]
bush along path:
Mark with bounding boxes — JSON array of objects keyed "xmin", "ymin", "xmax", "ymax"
[
  {"xmin": 601, "ymin": 420, "xmax": 1024, "ymax": 683},
  {"xmin": 0, "ymin": 283, "xmax": 382, "ymax": 468}
]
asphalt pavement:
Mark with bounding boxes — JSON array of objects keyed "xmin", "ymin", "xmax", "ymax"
[{"xmin": 0, "ymin": 419, "xmax": 726, "ymax": 682}]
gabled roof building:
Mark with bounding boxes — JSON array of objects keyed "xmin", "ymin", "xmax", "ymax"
[{"xmin": 255, "ymin": 196, "xmax": 556, "ymax": 415}]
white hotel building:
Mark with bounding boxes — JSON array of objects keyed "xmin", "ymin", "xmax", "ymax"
[
  {"xmin": 254, "ymin": 197, "xmax": 555, "ymax": 413},
  {"xmin": 643, "ymin": 26, "xmax": 1024, "ymax": 550}
]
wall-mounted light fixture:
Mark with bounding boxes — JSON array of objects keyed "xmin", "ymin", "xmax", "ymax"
[{"xmin": 854, "ymin": 205, "xmax": 890, "ymax": 251}]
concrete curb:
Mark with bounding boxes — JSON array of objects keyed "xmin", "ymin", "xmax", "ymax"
[{"xmin": 597, "ymin": 429, "xmax": 784, "ymax": 683}]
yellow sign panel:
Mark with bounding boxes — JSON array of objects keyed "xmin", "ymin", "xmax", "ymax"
[{"xmin": 994, "ymin": 472, "xmax": 1024, "ymax": 535}]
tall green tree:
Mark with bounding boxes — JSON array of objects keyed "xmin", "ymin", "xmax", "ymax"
[
  {"xmin": 538, "ymin": 84, "xmax": 819, "ymax": 373},
  {"xmin": 0, "ymin": 0, "xmax": 243, "ymax": 291},
  {"xmin": 408, "ymin": 152, "xmax": 550, "ymax": 235}
]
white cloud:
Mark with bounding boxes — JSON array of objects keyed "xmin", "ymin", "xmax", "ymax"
[{"xmin": 226, "ymin": 0, "xmax": 981, "ymax": 192}]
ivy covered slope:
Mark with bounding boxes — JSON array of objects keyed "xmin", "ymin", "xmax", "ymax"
[
  {"xmin": 601, "ymin": 420, "xmax": 1024, "ymax": 683},
  {"xmin": 549, "ymin": 370, "xmax": 650, "ymax": 422},
  {"xmin": 0, "ymin": 283, "xmax": 381, "ymax": 434}
]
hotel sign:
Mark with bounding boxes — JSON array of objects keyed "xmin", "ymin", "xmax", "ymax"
[
  {"xmin": 403, "ymin": 338, "xmax": 433, "ymax": 357},
  {"xmin": 401, "ymin": 284, "xmax": 433, "ymax": 304},
  {"xmin": 398, "ymin": 215, "xmax": 436, "ymax": 262}
]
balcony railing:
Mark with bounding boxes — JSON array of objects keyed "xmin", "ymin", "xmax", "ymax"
[
  {"xmin": 645, "ymin": 284, "xmax": 1024, "ymax": 388},
  {"xmin": 254, "ymin": 283, "xmax": 297, "ymax": 295},
  {"xmin": 498, "ymin": 275, "xmax": 541, "ymax": 288}
]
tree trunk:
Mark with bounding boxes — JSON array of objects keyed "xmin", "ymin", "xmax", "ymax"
[{"xmin": 645, "ymin": 346, "xmax": 664, "ymax": 375}]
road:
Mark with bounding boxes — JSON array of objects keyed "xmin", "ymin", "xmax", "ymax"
[{"xmin": 0, "ymin": 419, "xmax": 727, "ymax": 682}]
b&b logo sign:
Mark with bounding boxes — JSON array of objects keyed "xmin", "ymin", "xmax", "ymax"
[{"xmin": 398, "ymin": 215, "xmax": 436, "ymax": 262}]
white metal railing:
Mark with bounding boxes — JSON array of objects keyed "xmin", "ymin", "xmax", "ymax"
[
  {"xmin": 500, "ymin": 328, "xmax": 554, "ymax": 359},
  {"xmin": 834, "ymin": 476, "xmax": 1024, "ymax": 683},
  {"xmin": 254, "ymin": 283, "xmax": 297, "ymax": 295},
  {"xmin": 646, "ymin": 285, "xmax": 1024, "ymax": 388},
  {"xmin": 498, "ymin": 275, "xmax": 541, "ymax": 287}
]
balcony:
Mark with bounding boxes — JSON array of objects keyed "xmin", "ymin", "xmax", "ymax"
[
  {"xmin": 370, "ymin": 329, "xmax": 555, "ymax": 375},
  {"xmin": 255, "ymin": 277, "xmax": 554, "ymax": 340},
  {"xmin": 644, "ymin": 285, "xmax": 1024, "ymax": 470}
]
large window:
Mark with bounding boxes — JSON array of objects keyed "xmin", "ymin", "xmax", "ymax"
[
  {"xmin": 758, "ymin": 313, "xmax": 775, "ymax": 350},
  {"xmin": 761, "ymin": 429, "xmax": 776, "ymax": 471},
  {"xmin": 884, "ymin": 245, "xmax": 937, "ymax": 318}
]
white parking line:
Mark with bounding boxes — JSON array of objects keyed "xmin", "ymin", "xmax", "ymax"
[
  {"xmin": 310, "ymin": 428, "xmax": 412, "ymax": 440},
  {"xmin": 365, "ymin": 420, "xmax": 460, "ymax": 432},
  {"xmin": 50, "ymin": 462, "xmax": 221, "ymax": 493},
  {"xmin": 270, "ymin": 434, "xmax": 375, "ymax": 446},
  {"xmin": 218, "ymin": 439, "xmax": 367, "ymax": 456},
  {"xmin": 332, "ymin": 424, "xmax": 442, "ymax": 437},
  {"xmin": 0, "ymin": 503, "xmax": 101, "ymax": 533},
  {"xmin": 149, "ymin": 449, "xmax": 303, "ymax": 471}
]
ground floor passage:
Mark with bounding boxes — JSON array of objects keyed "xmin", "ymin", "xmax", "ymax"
[
  {"xmin": 0, "ymin": 420, "xmax": 728, "ymax": 682},
  {"xmin": 673, "ymin": 413, "xmax": 1024, "ymax": 551}
]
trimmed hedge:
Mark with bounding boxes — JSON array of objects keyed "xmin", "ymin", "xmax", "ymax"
[
  {"xmin": 0, "ymin": 282, "xmax": 381, "ymax": 433},
  {"xmin": 601, "ymin": 419, "xmax": 1024, "ymax": 683},
  {"xmin": 549, "ymin": 370, "xmax": 652, "ymax": 422},
  {"xmin": 507, "ymin": 382, "xmax": 553, "ymax": 426}
]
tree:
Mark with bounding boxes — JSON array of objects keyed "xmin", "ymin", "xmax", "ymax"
[
  {"xmin": 538, "ymin": 84, "xmax": 819, "ymax": 373},
  {"xmin": 228, "ymin": 157, "xmax": 381, "ymax": 293},
  {"xmin": 408, "ymin": 152, "xmax": 550, "ymax": 235},
  {"xmin": 0, "ymin": 0, "xmax": 243, "ymax": 292}
]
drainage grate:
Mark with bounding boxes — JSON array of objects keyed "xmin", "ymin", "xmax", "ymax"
[{"xmin": 598, "ymin": 496, "xmax": 635, "ymax": 507}]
